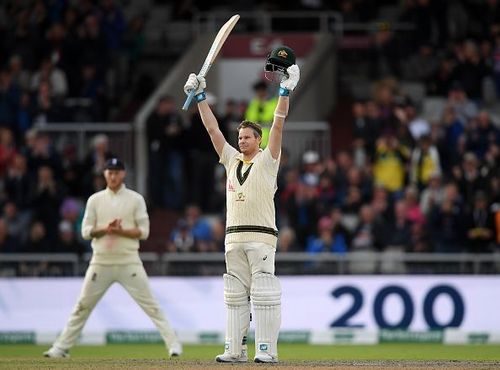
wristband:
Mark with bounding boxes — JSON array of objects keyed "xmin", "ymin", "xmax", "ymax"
[
  {"xmin": 279, "ymin": 87, "xmax": 290, "ymax": 96},
  {"xmin": 195, "ymin": 91, "xmax": 206, "ymax": 102},
  {"xmin": 274, "ymin": 112, "xmax": 286, "ymax": 119}
]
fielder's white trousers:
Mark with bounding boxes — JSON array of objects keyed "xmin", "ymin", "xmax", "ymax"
[
  {"xmin": 225, "ymin": 242, "xmax": 276, "ymax": 292},
  {"xmin": 53, "ymin": 263, "xmax": 178, "ymax": 350}
]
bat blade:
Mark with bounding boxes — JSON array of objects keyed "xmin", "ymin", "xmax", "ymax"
[{"xmin": 182, "ymin": 14, "xmax": 240, "ymax": 111}]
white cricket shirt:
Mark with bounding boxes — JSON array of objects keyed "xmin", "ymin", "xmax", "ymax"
[
  {"xmin": 81, "ymin": 184, "xmax": 150, "ymax": 264},
  {"xmin": 220, "ymin": 142, "xmax": 280, "ymax": 247}
]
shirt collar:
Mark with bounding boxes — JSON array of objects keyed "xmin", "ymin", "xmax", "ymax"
[
  {"xmin": 236, "ymin": 148, "xmax": 263, "ymax": 163},
  {"xmin": 105, "ymin": 183, "xmax": 126, "ymax": 195}
]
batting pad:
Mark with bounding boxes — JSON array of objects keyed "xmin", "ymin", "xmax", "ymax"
[
  {"xmin": 223, "ymin": 273, "xmax": 250, "ymax": 357},
  {"xmin": 250, "ymin": 272, "xmax": 281, "ymax": 357}
]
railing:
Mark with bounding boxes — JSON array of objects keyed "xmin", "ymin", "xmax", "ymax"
[
  {"xmin": 192, "ymin": 10, "xmax": 414, "ymax": 35},
  {"xmin": 228, "ymin": 121, "xmax": 331, "ymax": 164},
  {"xmin": 2, "ymin": 252, "xmax": 499, "ymax": 277}
]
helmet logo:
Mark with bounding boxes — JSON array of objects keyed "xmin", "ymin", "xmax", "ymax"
[{"xmin": 277, "ymin": 49, "xmax": 288, "ymax": 58}]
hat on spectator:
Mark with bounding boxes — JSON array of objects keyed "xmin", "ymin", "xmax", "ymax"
[
  {"xmin": 105, "ymin": 158, "xmax": 125, "ymax": 171},
  {"xmin": 59, "ymin": 220, "xmax": 73, "ymax": 233},
  {"xmin": 60, "ymin": 198, "xmax": 81, "ymax": 218},
  {"xmin": 302, "ymin": 150, "xmax": 319, "ymax": 165}
]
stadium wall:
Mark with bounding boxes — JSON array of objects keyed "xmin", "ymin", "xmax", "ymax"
[{"xmin": 1, "ymin": 276, "xmax": 499, "ymax": 344}]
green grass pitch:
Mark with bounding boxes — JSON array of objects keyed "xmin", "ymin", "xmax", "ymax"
[{"xmin": 1, "ymin": 344, "xmax": 500, "ymax": 369}]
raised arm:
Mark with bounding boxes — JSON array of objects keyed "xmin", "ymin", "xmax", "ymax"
[
  {"xmin": 268, "ymin": 64, "xmax": 300, "ymax": 160},
  {"xmin": 184, "ymin": 74, "xmax": 227, "ymax": 157}
]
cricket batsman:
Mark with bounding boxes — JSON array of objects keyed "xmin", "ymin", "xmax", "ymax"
[{"xmin": 183, "ymin": 45, "xmax": 300, "ymax": 363}]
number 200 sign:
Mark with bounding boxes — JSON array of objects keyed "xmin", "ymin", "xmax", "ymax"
[{"xmin": 330, "ymin": 284, "xmax": 465, "ymax": 329}]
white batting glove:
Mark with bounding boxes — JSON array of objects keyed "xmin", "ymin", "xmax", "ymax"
[
  {"xmin": 280, "ymin": 64, "xmax": 300, "ymax": 91},
  {"xmin": 184, "ymin": 73, "xmax": 206, "ymax": 96}
]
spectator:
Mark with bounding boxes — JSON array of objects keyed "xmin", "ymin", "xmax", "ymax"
[
  {"xmin": 22, "ymin": 220, "xmax": 51, "ymax": 253},
  {"xmin": 81, "ymin": 133, "xmax": 113, "ymax": 188},
  {"xmin": 184, "ymin": 204, "xmax": 213, "ymax": 252},
  {"xmin": 428, "ymin": 182, "xmax": 465, "ymax": 253},
  {"xmin": 16, "ymin": 91, "xmax": 33, "ymax": 139},
  {"xmin": 5, "ymin": 153, "xmax": 31, "ymax": 210},
  {"xmin": 185, "ymin": 93, "xmax": 221, "ymax": 212},
  {"xmin": 30, "ymin": 57, "xmax": 68, "ymax": 97},
  {"xmin": 446, "ymin": 81, "xmax": 478, "ymax": 125},
  {"xmin": 384, "ymin": 199, "xmax": 412, "ymax": 251},
  {"xmin": 210, "ymin": 216, "xmax": 226, "ymax": 252},
  {"xmin": 0, "ymin": 69, "xmax": 21, "ymax": 129},
  {"xmin": 146, "ymin": 95, "xmax": 185, "ymax": 210},
  {"xmin": 244, "ymin": 80, "xmax": 277, "ymax": 147},
  {"xmin": 55, "ymin": 220, "xmax": 86, "ymax": 255},
  {"xmin": 452, "ymin": 40, "xmax": 490, "ymax": 100},
  {"xmin": 30, "ymin": 165, "xmax": 65, "ymax": 242},
  {"xmin": 78, "ymin": 14, "xmax": 108, "ymax": 77},
  {"xmin": 32, "ymin": 81, "xmax": 66, "ymax": 124},
  {"xmin": 402, "ymin": 42, "xmax": 439, "ymax": 83},
  {"xmin": 25, "ymin": 131, "xmax": 62, "ymax": 177},
  {"xmin": 0, "ymin": 218, "xmax": 18, "ymax": 254},
  {"xmin": 351, "ymin": 204, "xmax": 386, "ymax": 251},
  {"xmin": 167, "ymin": 218, "xmax": 195, "ymax": 253},
  {"xmin": 352, "ymin": 100, "xmax": 379, "ymax": 164},
  {"xmin": 465, "ymin": 191, "xmax": 496, "ymax": 253},
  {"xmin": 123, "ymin": 15, "xmax": 145, "ymax": 86},
  {"xmin": 457, "ymin": 152, "xmax": 489, "ymax": 208},
  {"xmin": 467, "ymin": 110, "xmax": 500, "ymax": 159},
  {"xmin": 8, "ymin": 54, "xmax": 31, "ymax": 91},
  {"xmin": 369, "ymin": 23, "xmax": 401, "ymax": 78},
  {"xmin": 2, "ymin": 201, "xmax": 30, "ymax": 245},
  {"xmin": 493, "ymin": 32, "xmax": 500, "ymax": 97},
  {"xmin": 409, "ymin": 135, "xmax": 442, "ymax": 189},
  {"xmin": 420, "ymin": 173, "xmax": 445, "ymax": 216},
  {"xmin": 0, "ymin": 127, "xmax": 17, "ymax": 177},
  {"xmin": 428, "ymin": 55, "xmax": 455, "ymax": 96},
  {"xmin": 306, "ymin": 216, "xmax": 348, "ymax": 254},
  {"xmin": 404, "ymin": 186, "xmax": 426, "ymax": 226},
  {"xmin": 19, "ymin": 220, "xmax": 52, "ymax": 276},
  {"xmin": 372, "ymin": 133, "xmax": 410, "ymax": 195},
  {"xmin": 277, "ymin": 226, "xmax": 300, "ymax": 252}
]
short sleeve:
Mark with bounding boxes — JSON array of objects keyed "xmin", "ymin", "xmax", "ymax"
[{"xmin": 219, "ymin": 142, "xmax": 239, "ymax": 168}]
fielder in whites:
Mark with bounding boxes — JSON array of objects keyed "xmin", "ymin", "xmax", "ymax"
[
  {"xmin": 44, "ymin": 158, "xmax": 182, "ymax": 359},
  {"xmin": 184, "ymin": 45, "xmax": 300, "ymax": 363}
]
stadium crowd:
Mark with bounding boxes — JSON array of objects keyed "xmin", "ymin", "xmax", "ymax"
[{"xmin": 0, "ymin": 0, "xmax": 500, "ymax": 277}]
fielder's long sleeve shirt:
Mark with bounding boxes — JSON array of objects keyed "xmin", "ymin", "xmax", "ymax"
[{"xmin": 81, "ymin": 184, "xmax": 150, "ymax": 265}]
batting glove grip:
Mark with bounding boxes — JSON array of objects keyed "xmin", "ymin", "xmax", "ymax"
[
  {"xmin": 280, "ymin": 64, "xmax": 300, "ymax": 92},
  {"xmin": 184, "ymin": 73, "xmax": 206, "ymax": 96}
]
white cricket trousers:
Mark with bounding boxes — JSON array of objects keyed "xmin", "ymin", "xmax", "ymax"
[
  {"xmin": 54, "ymin": 263, "xmax": 178, "ymax": 350},
  {"xmin": 225, "ymin": 242, "xmax": 276, "ymax": 289}
]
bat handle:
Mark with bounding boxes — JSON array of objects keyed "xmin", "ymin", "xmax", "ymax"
[{"xmin": 182, "ymin": 89, "xmax": 196, "ymax": 111}]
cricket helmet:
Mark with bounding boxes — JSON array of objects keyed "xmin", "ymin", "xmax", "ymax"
[{"xmin": 264, "ymin": 45, "xmax": 296, "ymax": 81}]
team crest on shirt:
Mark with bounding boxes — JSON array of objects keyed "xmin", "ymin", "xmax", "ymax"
[
  {"xmin": 236, "ymin": 192, "xmax": 245, "ymax": 201},
  {"xmin": 227, "ymin": 179, "xmax": 236, "ymax": 192}
]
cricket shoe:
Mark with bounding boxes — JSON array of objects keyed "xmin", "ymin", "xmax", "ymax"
[
  {"xmin": 215, "ymin": 348, "xmax": 248, "ymax": 363},
  {"xmin": 43, "ymin": 346, "xmax": 70, "ymax": 358},
  {"xmin": 254, "ymin": 352, "xmax": 278, "ymax": 363},
  {"xmin": 169, "ymin": 342, "xmax": 183, "ymax": 358}
]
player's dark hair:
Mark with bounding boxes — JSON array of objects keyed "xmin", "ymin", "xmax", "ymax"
[{"xmin": 238, "ymin": 120, "xmax": 262, "ymax": 138}]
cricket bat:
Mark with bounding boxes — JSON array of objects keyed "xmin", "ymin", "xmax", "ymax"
[{"xmin": 182, "ymin": 14, "xmax": 240, "ymax": 111}]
